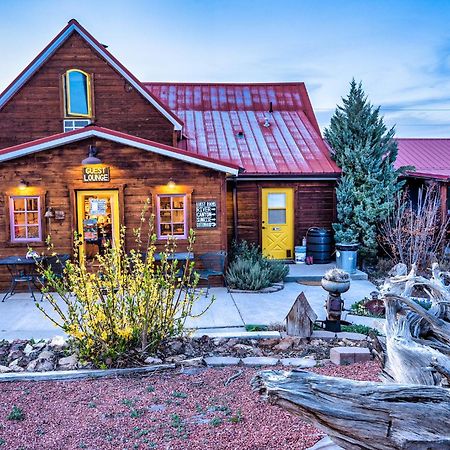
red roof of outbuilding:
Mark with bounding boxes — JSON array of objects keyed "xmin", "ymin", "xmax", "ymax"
[
  {"xmin": 396, "ymin": 138, "xmax": 450, "ymax": 180},
  {"xmin": 144, "ymin": 82, "xmax": 339, "ymax": 176}
]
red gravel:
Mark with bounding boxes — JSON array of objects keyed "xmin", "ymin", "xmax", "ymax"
[{"xmin": 0, "ymin": 361, "xmax": 380, "ymax": 450}]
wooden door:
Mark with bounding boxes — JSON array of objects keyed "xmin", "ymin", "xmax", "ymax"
[
  {"xmin": 261, "ymin": 188, "xmax": 294, "ymax": 259},
  {"xmin": 76, "ymin": 190, "xmax": 120, "ymax": 262}
]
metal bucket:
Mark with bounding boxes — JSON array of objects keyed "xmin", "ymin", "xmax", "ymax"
[{"xmin": 335, "ymin": 243, "xmax": 358, "ymax": 274}]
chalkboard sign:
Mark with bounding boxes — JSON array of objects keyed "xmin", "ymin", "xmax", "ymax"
[{"xmin": 196, "ymin": 201, "xmax": 217, "ymax": 228}]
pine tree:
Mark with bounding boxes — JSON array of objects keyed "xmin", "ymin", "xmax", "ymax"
[{"xmin": 324, "ymin": 80, "xmax": 404, "ymax": 260}]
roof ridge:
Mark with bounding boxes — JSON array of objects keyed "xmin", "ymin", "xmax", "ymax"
[{"xmin": 143, "ymin": 81, "xmax": 306, "ymax": 86}]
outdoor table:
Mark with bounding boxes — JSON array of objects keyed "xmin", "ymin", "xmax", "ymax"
[{"xmin": 0, "ymin": 256, "xmax": 41, "ymax": 302}]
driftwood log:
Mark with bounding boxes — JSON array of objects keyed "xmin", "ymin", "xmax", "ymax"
[{"xmin": 254, "ymin": 263, "xmax": 450, "ymax": 449}]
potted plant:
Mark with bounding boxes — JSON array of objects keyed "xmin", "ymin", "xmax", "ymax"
[{"xmin": 321, "ymin": 268, "xmax": 350, "ymax": 294}]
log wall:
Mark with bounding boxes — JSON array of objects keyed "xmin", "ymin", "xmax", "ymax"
[{"xmin": 0, "ymin": 139, "xmax": 227, "ymax": 289}]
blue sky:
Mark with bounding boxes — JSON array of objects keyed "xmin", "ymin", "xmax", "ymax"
[{"xmin": 1, "ymin": 0, "xmax": 450, "ymax": 137}]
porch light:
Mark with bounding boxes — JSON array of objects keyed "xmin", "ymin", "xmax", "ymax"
[
  {"xmin": 44, "ymin": 207, "xmax": 55, "ymax": 219},
  {"xmin": 82, "ymin": 145, "xmax": 102, "ymax": 165},
  {"xmin": 167, "ymin": 178, "xmax": 176, "ymax": 188},
  {"xmin": 18, "ymin": 179, "xmax": 28, "ymax": 190}
]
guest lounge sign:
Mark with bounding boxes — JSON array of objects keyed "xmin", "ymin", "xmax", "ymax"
[
  {"xmin": 196, "ymin": 201, "xmax": 217, "ymax": 228},
  {"xmin": 82, "ymin": 166, "xmax": 110, "ymax": 182}
]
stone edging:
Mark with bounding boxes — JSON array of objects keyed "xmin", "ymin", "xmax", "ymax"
[
  {"xmin": 228, "ymin": 282, "xmax": 284, "ymax": 294},
  {"xmin": 0, "ymin": 363, "xmax": 175, "ymax": 383}
]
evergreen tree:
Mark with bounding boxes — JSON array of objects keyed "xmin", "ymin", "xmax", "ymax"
[{"xmin": 324, "ymin": 80, "xmax": 404, "ymax": 260}]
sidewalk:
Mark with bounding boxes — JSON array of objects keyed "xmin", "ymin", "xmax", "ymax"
[{"xmin": 0, "ymin": 279, "xmax": 378, "ymax": 341}]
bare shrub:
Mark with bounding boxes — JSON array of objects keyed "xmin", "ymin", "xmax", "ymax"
[{"xmin": 379, "ymin": 184, "xmax": 449, "ymax": 271}]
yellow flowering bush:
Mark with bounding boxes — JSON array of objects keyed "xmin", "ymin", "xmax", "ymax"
[{"xmin": 36, "ymin": 205, "xmax": 210, "ymax": 367}]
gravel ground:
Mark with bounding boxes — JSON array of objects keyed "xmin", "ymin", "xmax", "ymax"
[{"xmin": 0, "ymin": 361, "xmax": 380, "ymax": 450}]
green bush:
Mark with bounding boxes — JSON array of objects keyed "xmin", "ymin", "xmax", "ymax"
[{"xmin": 226, "ymin": 240, "xmax": 289, "ymax": 290}]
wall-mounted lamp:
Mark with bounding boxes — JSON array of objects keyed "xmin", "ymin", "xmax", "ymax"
[
  {"xmin": 167, "ymin": 178, "xmax": 176, "ymax": 189},
  {"xmin": 44, "ymin": 207, "xmax": 55, "ymax": 219},
  {"xmin": 82, "ymin": 145, "xmax": 102, "ymax": 165},
  {"xmin": 18, "ymin": 179, "xmax": 29, "ymax": 190}
]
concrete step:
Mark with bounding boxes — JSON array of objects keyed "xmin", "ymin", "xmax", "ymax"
[{"xmin": 286, "ymin": 262, "xmax": 368, "ymax": 282}]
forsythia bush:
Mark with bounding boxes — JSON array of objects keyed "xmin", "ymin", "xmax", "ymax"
[{"xmin": 36, "ymin": 206, "xmax": 209, "ymax": 367}]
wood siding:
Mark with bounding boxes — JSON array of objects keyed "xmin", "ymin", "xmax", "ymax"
[
  {"xmin": 227, "ymin": 180, "xmax": 337, "ymax": 247},
  {"xmin": 0, "ymin": 139, "xmax": 227, "ymax": 289},
  {"xmin": 0, "ymin": 33, "xmax": 175, "ymax": 150}
]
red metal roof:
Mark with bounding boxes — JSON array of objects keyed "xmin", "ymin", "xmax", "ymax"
[
  {"xmin": 396, "ymin": 138, "xmax": 450, "ymax": 180},
  {"xmin": 144, "ymin": 82, "xmax": 339, "ymax": 176}
]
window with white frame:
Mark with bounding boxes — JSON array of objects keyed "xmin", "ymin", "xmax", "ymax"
[
  {"xmin": 9, "ymin": 196, "xmax": 42, "ymax": 242},
  {"xmin": 156, "ymin": 194, "xmax": 187, "ymax": 239},
  {"xmin": 63, "ymin": 119, "xmax": 91, "ymax": 132}
]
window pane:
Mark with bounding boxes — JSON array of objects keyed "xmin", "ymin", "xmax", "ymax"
[
  {"xmin": 27, "ymin": 212, "xmax": 39, "ymax": 224},
  {"xmin": 160, "ymin": 224, "xmax": 172, "ymax": 236},
  {"xmin": 68, "ymin": 71, "xmax": 89, "ymax": 115},
  {"xmin": 159, "ymin": 197, "xmax": 171, "ymax": 210},
  {"xmin": 267, "ymin": 193, "xmax": 286, "ymax": 208},
  {"xmin": 27, "ymin": 198, "xmax": 39, "ymax": 211},
  {"xmin": 173, "ymin": 198, "xmax": 184, "ymax": 209},
  {"xmin": 14, "ymin": 213, "xmax": 26, "ymax": 225},
  {"xmin": 13, "ymin": 198, "xmax": 25, "ymax": 211},
  {"xmin": 268, "ymin": 209, "xmax": 286, "ymax": 224},
  {"xmin": 14, "ymin": 226, "xmax": 26, "ymax": 239},
  {"xmin": 172, "ymin": 210, "xmax": 184, "ymax": 222},
  {"xmin": 173, "ymin": 224, "xmax": 185, "ymax": 235},
  {"xmin": 27, "ymin": 226, "xmax": 40, "ymax": 239},
  {"xmin": 160, "ymin": 211, "xmax": 171, "ymax": 223}
]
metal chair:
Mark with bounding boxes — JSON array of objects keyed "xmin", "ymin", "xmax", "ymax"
[
  {"xmin": 196, "ymin": 251, "xmax": 227, "ymax": 297},
  {"xmin": 38, "ymin": 254, "xmax": 70, "ymax": 300}
]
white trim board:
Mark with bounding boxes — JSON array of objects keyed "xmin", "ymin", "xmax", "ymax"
[{"xmin": 0, "ymin": 129, "xmax": 240, "ymax": 175}]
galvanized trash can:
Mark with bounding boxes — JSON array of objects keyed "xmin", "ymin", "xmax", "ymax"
[{"xmin": 335, "ymin": 243, "xmax": 358, "ymax": 274}]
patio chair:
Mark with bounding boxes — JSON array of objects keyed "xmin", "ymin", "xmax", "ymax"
[
  {"xmin": 38, "ymin": 254, "xmax": 70, "ymax": 301},
  {"xmin": 196, "ymin": 251, "xmax": 227, "ymax": 297}
]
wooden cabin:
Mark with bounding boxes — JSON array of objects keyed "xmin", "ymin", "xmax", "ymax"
[{"xmin": 0, "ymin": 20, "xmax": 339, "ymax": 289}]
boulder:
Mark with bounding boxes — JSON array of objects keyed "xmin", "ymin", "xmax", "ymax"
[
  {"xmin": 58, "ymin": 354, "xmax": 78, "ymax": 370},
  {"xmin": 144, "ymin": 356, "xmax": 163, "ymax": 365},
  {"xmin": 0, "ymin": 364, "xmax": 12, "ymax": 373},
  {"xmin": 27, "ymin": 358, "xmax": 55, "ymax": 372},
  {"xmin": 273, "ymin": 338, "xmax": 294, "ymax": 352}
]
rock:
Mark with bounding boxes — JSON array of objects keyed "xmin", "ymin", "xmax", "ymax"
[
  {"xmin": 180, "ymin": 357, "xmax": 204, "ymax": 367},
  {"xmin": 259, "ymin": 338, "xmax": 280, "ymax": 348},
  {"xmin": 9, "ymin": 340, "xmax": 26, "ymax": 352},
  {"xmin": 330, "ymin": 347, "xmax": 371, "ymax": 366},
  {"xmin": 8, "ymin": 358, "xmax": 22, "ymax": 368},
  {"xmin": 241, "ymin": 357, "xmax": 279, "ymax": 367},
  {"xmin": 280, "ymin": 357, "xmax": 316, "ymax": 368},
  {"xmin": 233, "ymin": 344, "xmax": 253, "ymax": 356},
  {"xmin": 165, "ymin": 354, "xmax": 186, "ymax": 363},
  {"xmin": 33, "ymin": 342, "xmax": 47, "ymax": 351},
  {"xmin": 250, "ymin": 347, "xmax": 264, "ymax": 357},
  {"xmin": 23, "ymin": 343, "xmax": 34, "ymax": 355},
  {"xmin": 38, "ymin": 350, "xmax": 55, "ymax": 361},
  {"xmin": 49, "ymin": 336, "xmax": 67, "ymax": 349},
  {"xmin": 7, "ymin": 349, "xmax": 24, "ymax": 361},
  {"xmin": 213, "ymin": 337, "xmax": 227, "ymax": 346},
  {"xmin": 273, "ymin": 338, "xmax": 294, "ymax": 352},
  {"xmin": 168, "ymin": 340, "xmax": 184, "ymax": 354},
  {"xmin": 0, "ymin": 364, "xmax": 12, "ymax": 373},
  {"xmin": 27, "ymin": 358, "xmax": 55, "ymax": 372},
  {"xmin": 307, "ymin": 435, "xmax": 344, "ymax": 450},
  {"xmin": 8, "ymin": 363, "xmax": 24, "ymax": 372},
  {"xmin": 58, "ymin": 354, "xmax": 78, "ymax": 370},
  {"xmin": 144, "ymin": 356, "xmax": 163, "ymax": 365},
  {"xmin": 204, "ymin": 356, "xmax": 240, "ymax": 367}
]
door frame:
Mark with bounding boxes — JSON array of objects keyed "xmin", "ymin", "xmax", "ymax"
[
  {"xmin": 260, "ymin": 187, "xmax": 294, "ymax": 259},
  {"xmin": 75, "ymin": 188, "xmax": 121, "ymax": 260}
]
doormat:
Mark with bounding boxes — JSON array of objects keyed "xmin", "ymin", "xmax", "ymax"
[{"xmin": 297, "ymin": 280, "xmax": 322, "ymax": 286}]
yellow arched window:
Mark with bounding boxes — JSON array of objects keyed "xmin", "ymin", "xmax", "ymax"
[{"xmin": 64, "ymin": 69, "xmax": 92, "ymax": 117}]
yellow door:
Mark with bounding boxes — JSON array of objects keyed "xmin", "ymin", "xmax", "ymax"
[
  {"xmin": 76, "ymin": 190, "xmax": 120, "ymax": 262},
  {"xmin": 261, "ymin": 188, "xmax": 294, "ymax": 259}
]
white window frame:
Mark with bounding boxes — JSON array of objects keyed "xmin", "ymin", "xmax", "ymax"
[
  {"xmin": 63, "ymin": 119, "xmax": 91, "ymax": 132},
  {"xmin": 156, "ymin": 194, "xmax": 188, "ymax": 240}
]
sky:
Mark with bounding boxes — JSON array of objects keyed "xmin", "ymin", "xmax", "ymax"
[{"xmin": 1, "ymin": 0, "xmax": 450, "ymax": 137}]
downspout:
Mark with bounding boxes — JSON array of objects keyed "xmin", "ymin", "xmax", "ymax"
[{"xmin": 232, "ymin": 176, "xmax": 239, "ymax": 242}]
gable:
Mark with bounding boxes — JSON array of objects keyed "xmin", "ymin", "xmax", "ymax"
[{"xmin": 0, "ymin": 20, "xmax": 182, "ymax": 150}]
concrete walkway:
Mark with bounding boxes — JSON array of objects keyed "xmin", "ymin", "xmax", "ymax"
[{"xmin": 0, "ymin": 279, "xmax": 378, "ymax": 341}]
